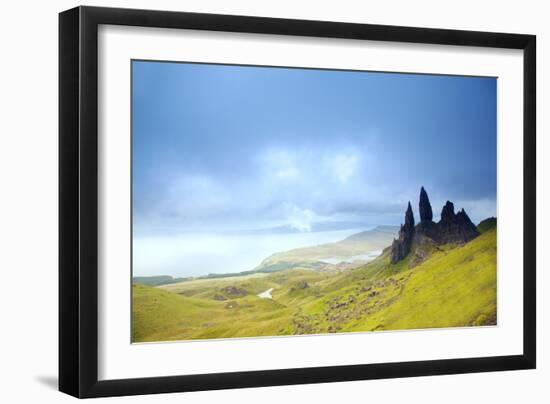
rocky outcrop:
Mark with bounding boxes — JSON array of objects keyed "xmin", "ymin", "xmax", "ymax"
[
  {"xmin": 436, "ymin": 201, "xmax": 479, "ymax": 244},
  {"xmin": 290, "ymin": 280, "xmax": 310, "ymax": 293},
  {"xmin": 390, "ymin": 202, "xmax": 415, "ymax": 263},
  {"xmin": 408, "ymin": 233, "xmax": 438, "ymax": 268},
  {"xmin": 220, "ymin": 286, "xmax": 247, "ymax": 297},
  {"xmin": 390, "ymin": 187, "xmax": 480, "ymax": 266}
]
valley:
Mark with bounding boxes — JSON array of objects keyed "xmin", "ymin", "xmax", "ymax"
[{"xmin": 132, "ymin": 217, "xmax": 497, "ymax": 342}]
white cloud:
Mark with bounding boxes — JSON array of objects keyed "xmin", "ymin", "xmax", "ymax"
[
  {"xmin": 261, "ymin": 148, "xmax": 299, "ymax": 181},
  {"xmin": 327, "ymin": 153, "xmax": 359, "ymax": 184},
  {"xmin": 283, "ymin": 203, "xmax": 316, "ymax": 232}
]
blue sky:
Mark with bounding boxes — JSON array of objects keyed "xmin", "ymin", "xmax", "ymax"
[{"xmin": 132, "ymin": 61, "xmax": 496, "ymax": 236}]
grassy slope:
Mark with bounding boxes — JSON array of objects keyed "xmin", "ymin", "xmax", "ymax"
[
  {"xmin": 133, "ymin": 283, "xmax": 295, "ymax": 341},
  {"xmin": 345, "ymin": 227, "xmax": 496, "ymax": 331},
  {"xmin": 477, "ymin": 217, "xmax": 497, "ymax": 234},
  {"xmin": 133, "ymin": 270, "xmax": 332, "ymax": 341},
  {"xmin": 132, "ymin": 225, "xmax": 496, "ymax": 342}
]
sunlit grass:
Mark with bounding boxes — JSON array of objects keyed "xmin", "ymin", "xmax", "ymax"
[{"xmin": 132, "ymin": 224, "xmax": 496, "ymax": 342}]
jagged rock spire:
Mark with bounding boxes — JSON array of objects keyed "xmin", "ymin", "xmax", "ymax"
[
  {"xmin": 405, "ymin": 201, "xmax": 415, "ymax": 229},
  {"xmin": 441, "ymin": 201, "xmax": 455, "ymax": 221},
  {"xmin": 390, "ymin": 201, "xmax": 415, "ymax": 264},
  {"xmin": 419, "ymin": 186, "xmax": 433, "ymax": 222}
]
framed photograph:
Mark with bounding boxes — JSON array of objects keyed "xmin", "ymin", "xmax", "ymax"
[{"xmin": 59, "ymin": 6, "xmax": 536, "ymax": 398}]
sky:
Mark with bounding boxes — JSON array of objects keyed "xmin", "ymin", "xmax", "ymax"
[{"xmin": 132, "ymin": 60, "xmax": 497, "ymax": 238}]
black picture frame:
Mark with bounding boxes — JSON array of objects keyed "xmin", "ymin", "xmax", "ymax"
[{"xmin": 59, "ymin": 5, "xmax": 536, "ymax": 398}]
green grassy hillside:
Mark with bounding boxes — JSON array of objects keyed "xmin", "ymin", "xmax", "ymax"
[
  {"xmin": 132, "ymin": 226, "xmax": 496, "ymax": 342},
  {"xmin": 477, "ymin": 217, "xmax": 497, "ymax": 234}
]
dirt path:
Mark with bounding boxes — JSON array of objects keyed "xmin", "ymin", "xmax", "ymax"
[{"xmin": 257, "ymin": 288, "xmax": 274, "ymax": 299}]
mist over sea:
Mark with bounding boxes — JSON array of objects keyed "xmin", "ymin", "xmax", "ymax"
[{"xmin": 133, "ymin": 227, "xmax": 369, "ymax": 278}]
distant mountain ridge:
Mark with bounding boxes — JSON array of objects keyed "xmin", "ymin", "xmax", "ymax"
[
  {"xmin": 229, "ymin": 221, "xmax": 380, "ymax": 236},
  {"xmin": 256, "ymin": 225, "xmax": 399, "ymax": 272},
  {"xmin": 343, "ymin": 225, "xmax": 399, "ymax": 242},
  {"xmin": 133, "ymin": 275, "xmax": 192, "ymax": 286}
]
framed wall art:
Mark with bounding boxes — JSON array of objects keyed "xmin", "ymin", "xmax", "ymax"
[{"xmin": 59, "ymin": 6, "xmax": 536, "ymax": 398}]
